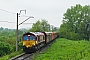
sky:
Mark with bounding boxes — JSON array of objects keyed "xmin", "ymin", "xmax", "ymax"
[{"xmin": 0, "ymin": 0, "xmax": 90, "ymax": 29}]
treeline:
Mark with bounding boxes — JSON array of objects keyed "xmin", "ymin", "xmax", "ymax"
[
  {"xmin": 0, "ymin": 27, "xmax": 26, "ymax": 56},
  {"xmin": 59, "ymin": 4, "xmax": 90, "ymax": 40},
  {"xmin": 29, "ymin": 19, "xmax": 59, "ymax": 32}
]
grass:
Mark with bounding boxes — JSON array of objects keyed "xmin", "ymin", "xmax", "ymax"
[
  {"xmin": 0, "ymin": 49, "xmax": 23, "ymax": 60},
  {"xmin": 33, "ymin": 38, "xmax": 90, "ymax": 60}
]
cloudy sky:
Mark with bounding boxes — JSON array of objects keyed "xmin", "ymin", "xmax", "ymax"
[{"xmin": 0, "ymin": 0, "xmax": 89, "ymax": 29}]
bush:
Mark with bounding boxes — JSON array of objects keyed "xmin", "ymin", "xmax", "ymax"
[
  {"xmin": 0, "ymin": 50, "xmax": 23, "ymax": 60},
  {"xmin": 59, "ymin": 31, "xmax": 84, "ymax": 40},
  {"xmin": 0, "ymin": 42, "xmax": 11, "ymax": 56},
  {"xmin": 18, "ymin": 42, "xmax": 22, "ymax": 50},
  {"xmin": 69, "ymin": 32, "xmax": 79, "ymax": 40}
]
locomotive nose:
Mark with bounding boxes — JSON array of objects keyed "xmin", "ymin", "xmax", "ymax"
[
  {"xmin": 26, "ymin": 45, "xmax": 32, "ymax": 48},
  {"xmin": 23, "ymin": 41, "xmax": 36, "ymax": 48}
]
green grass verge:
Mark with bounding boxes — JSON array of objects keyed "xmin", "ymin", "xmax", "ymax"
[
  {"xmin": 0, "ymin": 50, "xmax": 23, "ymax": 60},
  {"xmin": 33, "ymin": 38, "xmax": 90, "ymax": 60}
]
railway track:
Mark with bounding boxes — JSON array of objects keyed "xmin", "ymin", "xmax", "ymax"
[
  {"xmin": 11, "ymin": 53, "xmax": 33, "ymax": 60},
  {"xmin": 11, "ymin": 46, "xmax": 49, "ymax": 60},
  {"xmin": 11, "ymin": 45, "xmax": 50, "ymax": 60},
  {"xmin": 11, "ymin": 39, "xmax": 57, "ymax": 60}
]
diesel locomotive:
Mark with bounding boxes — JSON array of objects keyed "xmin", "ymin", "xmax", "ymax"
[{"xmin": 22, "ymin": 32, "xmax": 58, "ymax": 53}]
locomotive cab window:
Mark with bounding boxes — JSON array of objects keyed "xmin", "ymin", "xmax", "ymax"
[
  {"xmin": 23, "ymin": 35, "xmax": 28, "ymax": 40},
  {"xmin": 30, "ymin": 35, "xmax": 35, "ymax": 40}
]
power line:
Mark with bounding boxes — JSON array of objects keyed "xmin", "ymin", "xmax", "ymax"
[
  {"xmin": 0, "ymin": 9, "xmax": 16, "ymax": 14},
  {"xmin": 0, "ymin": 20, "xmax": 15, "ymax": 23},
  {"xmin": 0, "ymin": 20, "xmax": 34, "ymax": 25},
  {"xmin": 0, "ymin": 9, "xmax": 33, "ymax": 18},
  {"xmin": 0, "ymin": 9, "xmax": 34, "ymax": 25},
  {"xmin": 21, "ymin": 23, "xmax": 34, "ymax": 25}
]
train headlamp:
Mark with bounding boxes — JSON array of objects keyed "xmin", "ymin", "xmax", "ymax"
[{"xmin": 28, "ymin": 35, "xmax": 30, "ymax": 36}]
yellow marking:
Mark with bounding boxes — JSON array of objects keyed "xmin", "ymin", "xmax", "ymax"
[{"xmin": 22, "ymin": 40, "xmax": 36, "ymax": 48}]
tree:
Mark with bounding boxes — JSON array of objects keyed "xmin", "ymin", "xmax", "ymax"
[
  {"xmin": 0, "ymin": 27, "xmax": 4, "ymax": 30},
  {"xmin": 41, "ymin": 19, "xmax": 50, "ymax": 32},
  {"xmin": 60, "ymin": 4, "xmax": 90, "ymax": 40},
  {"xmin": 0, "ymin": 42, "xmax": 11, "ymax": 56},
  {"xmin": 0, "ymin": 27, "xmax": 25, "ymax": 57},
  {"xmin": 30, "ymin": 20, "xmax": 42, "ymax": 32},
  {"xmin": 30, "ymin": 19, "xmax": 51, "ymax": 32}
]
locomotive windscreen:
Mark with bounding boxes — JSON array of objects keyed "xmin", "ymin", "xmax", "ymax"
[
  {"xmin": 23, "ymin": 35, "xmax": 35, "ymax": 40},
  {"xmin": 23, "ymin": 32, "xmax": 36, "ymax": 41},
  {"xmin": 23, "ymin": 35, "xmax": 28, "ymax": 40},
  {"xmin": 30, "ymin": 35, "xmax": 35, "ymax": 40}
]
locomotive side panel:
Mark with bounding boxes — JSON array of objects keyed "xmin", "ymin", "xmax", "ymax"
[{"xmin": 37, "ymin": 35, "xmax": 45, "ymax": 44}]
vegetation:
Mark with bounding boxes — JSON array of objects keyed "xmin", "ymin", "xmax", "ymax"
[
  {"xmin": 0, "ymin": 19, "xmax": 59, "ymax": 58},
  {"xmin": 59, "ymin": 4, "xmax": 90, "ymax": 40},
  {"xmin": 29, "ymin": 19, "xmax": 59, "ymax": 32},
  {"xmin": 0, "ymin": 27, "xmax": 26, "ymax": 57},
  {"xmin": 34, "ymin": 38, "xmax": 90, "ymax": 60},
  {"xmin": 0, "ymin": 50, "xmax": 23, "ymax": 60}
]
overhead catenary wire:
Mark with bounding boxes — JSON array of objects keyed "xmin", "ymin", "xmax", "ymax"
[
  {"xmin": 0, "ymin": 20, "xmax": 15, "ymax": 23},
  {"xmin": 0, "ymin": 9, "xmax": 33, "ymax": 25},
  {"xmin": 0, "ymin": 9, "xmax": 16, "ymax": 14},
  {"xmin": 0, "ymin": 20, "xmax": 34, "ymax": 25},
  {"xmin": 0, "ymin": 8, "xmax": 31, "ymax": 17}
]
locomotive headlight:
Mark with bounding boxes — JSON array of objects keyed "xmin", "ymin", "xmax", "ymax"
[
  {"xmin": 28, "ymin": 35, "xmax": 30, "ymax": 36},
  {"xmin": 33, "ymin": 44, "xmax": 35, "ymax": 45},
  {"xmin": 23, "ymin": 42, "xmax": 26, "ymax": 45},
  {"xmin": 36, "ymin": 41, "xmax": 37, "ymax": 44}
]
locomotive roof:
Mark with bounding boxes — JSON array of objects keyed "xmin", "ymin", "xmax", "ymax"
[
  {"xmin": 30, "ymin": 32, "xmax": 44, "ymax": 36},
  {"xmin": 23, "ymin": 32, "xmax": 57, "ymax": 36},
  {"xmin": 23, "ymin": 32, "xmax": 44, "ymax": 36},
  {"xmin": 45, "ymin": 32, "xmax": 52, "ymax": 34}
]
